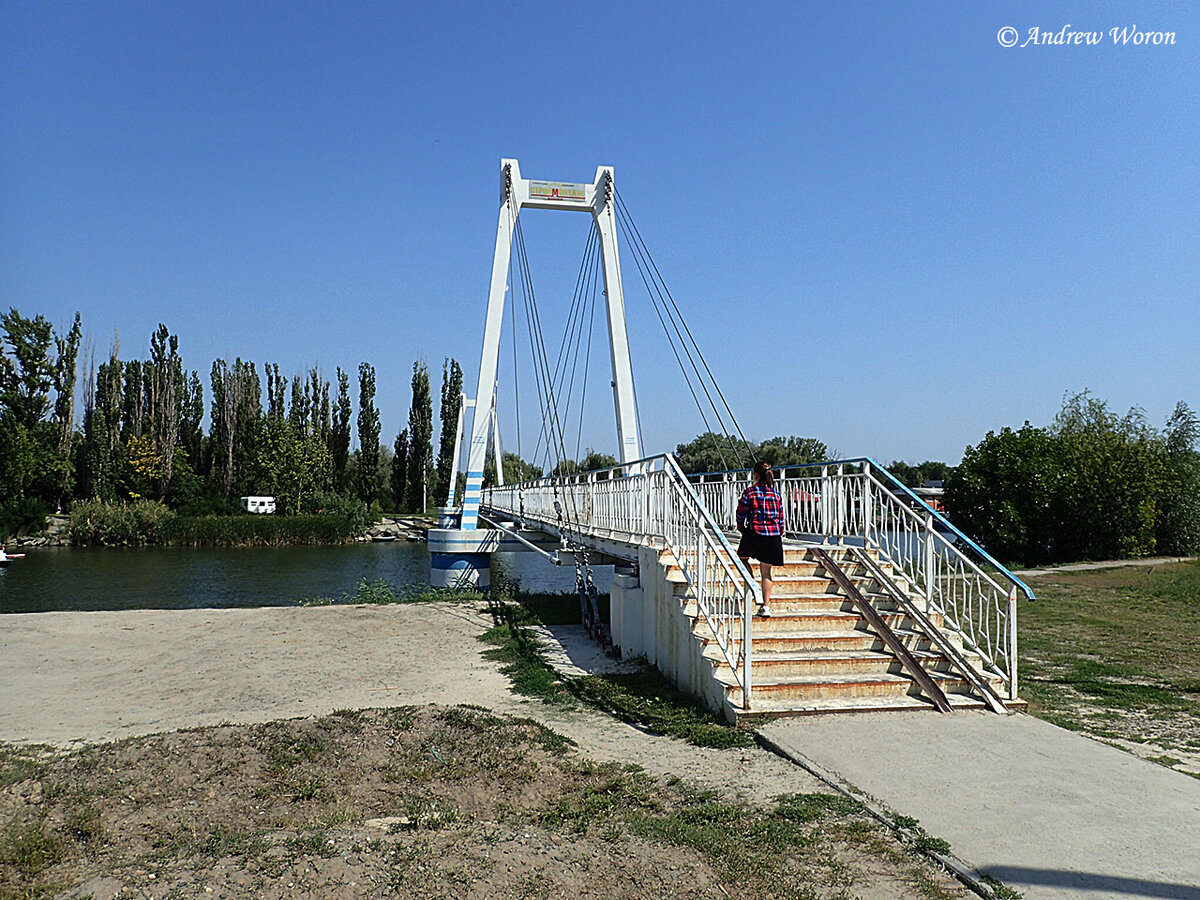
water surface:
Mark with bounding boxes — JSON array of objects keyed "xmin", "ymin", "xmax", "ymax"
[{"xmin": 0, "ymin": 543, "xmax": 600, "ymax": 614}]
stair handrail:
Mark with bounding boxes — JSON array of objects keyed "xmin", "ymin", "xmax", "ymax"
[
  {"xmin": 848, "ymin": 547, "xmax": 1009, "ymax": 714},
  {"xmin": 689, "ymin": 458, "xmax": 1035, "ymax": 602},
  {"xmin": 481, "ymin": 453, "xmax": 759, "ymax": 708},
  {"xmin": 813, "ymin": 548, "xmax": 953, "ymax": 713},
  {"xmin": 688, "ymin": 458, "xmax": 1032, "ymax": 700}
]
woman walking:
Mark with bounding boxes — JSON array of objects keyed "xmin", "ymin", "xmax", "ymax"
[{"xmin": 737, "ymin": 461, "xmax": 785, "ymax": 616}]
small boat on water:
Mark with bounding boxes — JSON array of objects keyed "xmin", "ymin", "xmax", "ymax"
[{"xmin": 0, "ymin": 546, "xmax": 26, "ymax": 567}]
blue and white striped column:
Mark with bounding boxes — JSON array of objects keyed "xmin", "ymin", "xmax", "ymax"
[{"xmin": 428, "ymin": 526, "xmax": 496, "ymax": 589}]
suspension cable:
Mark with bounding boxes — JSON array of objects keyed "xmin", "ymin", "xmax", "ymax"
[{"xmin": 614, "ymin": 187, "xmax": 755, "ymax": 467}]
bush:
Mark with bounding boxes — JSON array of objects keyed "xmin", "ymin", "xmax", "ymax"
[
  {"xmin": 945, "ymin": 393, "xmax": 1200, "ymax": 566},
  {"xmin": 69, "ymin": 498, "xmax": 176, "ymax": 546},
  {"xmin": 68, "ymin": 499, "xmax": 369, "ymax": 546}
]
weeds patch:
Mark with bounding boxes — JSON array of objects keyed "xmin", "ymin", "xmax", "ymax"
[{"xmin": 480, "ymin": 595, "xmax": 755, "ymax": 749}]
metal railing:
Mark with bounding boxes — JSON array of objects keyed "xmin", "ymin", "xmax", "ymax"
[
  {"xmin": 481, "ymin": 453, "xmax": 759, "ymax": 706},
  {"xmin": 689, "ymin": 460, "xmax": 1035, "ymax": 700}
]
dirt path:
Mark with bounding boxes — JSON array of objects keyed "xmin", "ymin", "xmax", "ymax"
[
  {"xmin": 1012, "ymin": 556, "xmax": 1199, "ymax": 577},
  {"xmin": 0, "ymin": 603, "xmax": 826, "ymax": 803}
]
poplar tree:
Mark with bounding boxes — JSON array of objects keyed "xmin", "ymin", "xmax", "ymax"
[
  {"xmin": 356, "ymin": 362, "xmax": 380, "ymax": 506},
  {"xmin": 435, "ymin": 357, "xmax": 463, "ymax": 505},
  {"xmin": 391, "ymin": 428, "xmax": 409, "ymax": 511},
  {"xmin": 330, "ymin": 367, "xmax": 352, "ymax": 493},
  {"xmin": 405, "ymin": 360, "xmax": 433, "ymax": 512},
  {"xmin": 146, "ymin": 325, "xmax": 182, "ymax": 500}
]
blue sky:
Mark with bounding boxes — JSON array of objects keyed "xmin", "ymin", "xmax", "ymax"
[{"xmin": 2, "ymin": 1, "xmax": 1196, "ymax": 466}]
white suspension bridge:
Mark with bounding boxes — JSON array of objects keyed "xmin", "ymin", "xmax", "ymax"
[{"xmin": 429, "ymin": 159, "xmax": 1034, "ymax": 722}]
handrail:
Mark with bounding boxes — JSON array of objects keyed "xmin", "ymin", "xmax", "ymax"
[
  {"xmin": 481, "ymin": 453, "xmax": 759, "ymax": 709},
  {"xmin": 687, "ymin": 458, "xmax": 1025, "ymax": 700},
  {"xmin": 688, "ymin": 457, "xmax": 1035, "ymax": 601},
  {"xmin": 849, "ymin": 547, "xmax": 1008, "ymax": 714}
]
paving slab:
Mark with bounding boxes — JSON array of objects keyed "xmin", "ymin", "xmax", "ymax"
[{"xmin": 760, "ymin": 710, "xmax": 1200, "ymax": 900}]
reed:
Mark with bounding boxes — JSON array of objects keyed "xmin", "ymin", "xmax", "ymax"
[{"xmin": 68, "ymin": 499, "xmax": 368, "ymax": 547}]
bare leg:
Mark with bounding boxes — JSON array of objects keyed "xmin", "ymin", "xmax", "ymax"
[{"xmin": 761, "ymin": 562, "xmax": 773, "ymax": 610}]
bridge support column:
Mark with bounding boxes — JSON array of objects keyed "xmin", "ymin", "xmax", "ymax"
[
  {"xmin": 428, "ymin": 528, "xmax": 500, "ymax": 590},
  {"xmin": 609, "ymin": 561, "xmax": 642, "ymax": 659}
]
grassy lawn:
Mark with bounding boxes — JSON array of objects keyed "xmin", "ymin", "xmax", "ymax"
[{"xmin": 1018, "ymin": 560, "xmax": 1200, "ymax": 773}]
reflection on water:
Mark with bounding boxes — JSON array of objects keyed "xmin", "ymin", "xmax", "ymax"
[{"xmin": 0, "ymin": 543, "xmax": 609, "ymax": 614}]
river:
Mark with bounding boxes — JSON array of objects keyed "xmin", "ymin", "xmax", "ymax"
[{"xmin": 0, "ymin": 543, "xmax": 603, "ymax": 614}]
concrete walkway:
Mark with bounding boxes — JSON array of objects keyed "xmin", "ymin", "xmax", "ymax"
[{"xmin": 760, "ymin": 711, "xmax": 1200, "ymax": 900}]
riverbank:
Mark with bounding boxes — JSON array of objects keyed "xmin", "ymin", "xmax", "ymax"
[{"xmin": 4, "ymin": 511, "xmax": 432, "ymax": 550}]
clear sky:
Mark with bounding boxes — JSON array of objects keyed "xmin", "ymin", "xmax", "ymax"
[{"xmin": 3, "ymin": 1, "xmax": 1196, "ymax": 467}]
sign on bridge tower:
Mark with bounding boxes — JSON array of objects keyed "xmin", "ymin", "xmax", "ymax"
[{"xmin": 459, "ymin": 159, "xmax": 642, "ymax": 530}]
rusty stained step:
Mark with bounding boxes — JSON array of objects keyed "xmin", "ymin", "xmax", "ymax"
[
  {"xmin": 712, "ymin": 647, "xmax": 957, "ymax": 679},
  {"xmin": 732, "ymin": 692, "xmax": 991, "ymax": 722},
  {"xmin": 718, "ymin": 667, "xmax": 983, "ymax": 705}
]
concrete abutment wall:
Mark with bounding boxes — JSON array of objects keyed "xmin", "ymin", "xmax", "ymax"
[{"xmin": 610, "ymin": 545, "xmax": 730, "ymax": 719}]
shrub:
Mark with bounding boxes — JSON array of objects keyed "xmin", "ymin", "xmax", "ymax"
[{"xmin": 68, "ymin": 498, "xmax": 176, "ymax": 546}]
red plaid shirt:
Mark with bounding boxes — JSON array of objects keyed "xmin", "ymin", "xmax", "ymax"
[{"xmin": 737, "ymin": 484, "xmax": 784, "ymax": 536}]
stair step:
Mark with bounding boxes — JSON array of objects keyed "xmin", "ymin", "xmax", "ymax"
[
  {"xmin": 732, "ymin": 692, "xmax": 988, "ymax": 721},
  {"xmin": 744, "ymin": 628, "xmax": 936, "ymax": 653},
  {"xmin": 720, "ymin": 668, "xmax": 980, "ymax": 703}
]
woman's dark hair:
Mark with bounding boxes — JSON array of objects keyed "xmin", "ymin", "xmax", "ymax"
[{"xmin": 753, "ymin": 460, "xmax": 774, "ymax": 488}]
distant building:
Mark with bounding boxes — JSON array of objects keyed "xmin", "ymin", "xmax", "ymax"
[
  {"xmin": 240, "ymin": 496, "xmax": 276, "ymax": 514},
  {"xmin": 910, "ymin": 483, "xmax": 945, "ymax": 513}
]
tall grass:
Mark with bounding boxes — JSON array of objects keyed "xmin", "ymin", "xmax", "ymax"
[{"xmin": 68, "ymin": 499, "xmax": 368, "ymax": 547}]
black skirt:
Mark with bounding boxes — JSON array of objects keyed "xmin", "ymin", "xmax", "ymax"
[{"xmin": 737, "ymin": 529, "xmax": 784, "ymax": 566}]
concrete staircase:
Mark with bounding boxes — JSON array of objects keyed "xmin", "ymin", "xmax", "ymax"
[{"xmin": 665, "ymin": 544, "xmax": 1008, "ymax": 722}]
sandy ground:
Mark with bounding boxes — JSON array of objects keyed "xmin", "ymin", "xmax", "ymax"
[
  {"xmin": 1, "ymin": 603, "xmax": 969, "ymax": 900},
  {"xmin": 0, "ymin": 602, "xmax": 827, "ymax": 803}
]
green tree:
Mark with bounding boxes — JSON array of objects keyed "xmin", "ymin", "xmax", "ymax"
[
  {"xmin": 756, "ymin": 436, "xmax": 829, "ymax": 468},
  {"xmin": 945, "ymin": 391, "xmax": 1179, "ymax": 565},
  {"xmin": 674, "ymin": 431, "xmax": 747, "ymax": 474},
  {"xmin": 330, "ymin": 367, "xmax": 352, "ymax": 493},
  {"xmin": 435, "ymin": 357, "xmax": 463, "ymax": 505},
  {"xmin": 1157, "ymin": 402, "xmax": 1200, "ymax": 555},
  {"xmin": 0, "ymin": 309, "xmax": 75, "ymax": 507},
  {"xmin": 944, "ymin": 424, "xmax": 1061, "ymax": 565},
  {"xmin": 405, "ymin": 361, "xmax": 433, "ymax": 511},
  {"xmin": 580, "ymin": 450, "xmax": 618, "ymax": 472},
  {"xmin": 1051, "ymin": 391, "xmax": 1163, "ymax": 561},
  {"xmin": 356, "ymin": 362, "xmax": 380, "ymax": 506},
  {"xmin": 178, "ymin": 371, "xmax": 205, "ymax": 475},
  {"xmin": 885, "ymin": 459, "xmax": 952, "ymax": 487},
  {"xmin": 50, "ymin": 313, "xmax": 82, "ymax": 503},
  {"xmin": 484, "ymin": 451, "xmax": 542, "ymax": 487},
  {"xmin": 146, "ymin": 325, "xmax": 183, "ymax": 501},
  {"xmin": 0, "ymin": 308, "xmax": 55, "ymax": 429},
  {"xmin": 210, "ymin": 358, "xmax": 260, "ymax": 498},
  {"xmin": 391, "ymin": 428, "xmax": 409, "ymax": 510},
  {"xmin": 78, "ymin": 348, "xmax": 124, "ymax": 502}
]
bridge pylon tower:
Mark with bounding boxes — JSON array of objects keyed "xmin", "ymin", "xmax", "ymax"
[
  {"xmin": 461, "ymin": 158, "xmax": 640, "ymax": 530},
  {"xmin": 430, "ymin": 159, "xmax": 642, "ymax": 588}
]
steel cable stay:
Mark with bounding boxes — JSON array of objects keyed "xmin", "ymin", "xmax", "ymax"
[
  {"xmin": 513, "ymin": 217, "xmax": 577, "ymax": 490},
  {"xmin": 548, "ymin": 224, "xmax": 602, "ymax": 466},
  {"xmin": 615, "ymin": 186, "xmax": 752, "ymax": 457},
  {"xmin": 614, "ymin": 187, "xmax": 755, "ymax": 468},
  {"xmin": 505, "ymin": 215, "xmax": 607, "ymax": 638},
  {"xmin": 615, "ymin": 193, "xmax": 747, "ymax": 469},
  {"xmin": 617, "ymin": 212, "xmax": 731, "ymax": 470}
]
